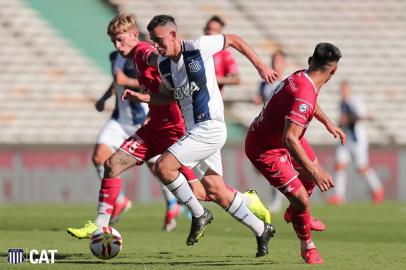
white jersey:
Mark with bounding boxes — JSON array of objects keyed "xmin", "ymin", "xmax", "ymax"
[
  {"xmin": 157, "ymin": 35, "xmax": 225, "ymax": 130},
  {"xmin": 339, "ymin": 95, "xmax": 368, "ymax": 144}
]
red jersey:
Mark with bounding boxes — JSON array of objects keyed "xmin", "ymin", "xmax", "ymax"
[
  {"xmin": 246, "ymin": 70, "xmax": 318, "ymax": 153},
  {"xmin": 213, "ymin": 49, "xmax": 238, "ymax": 92},
  {"xmin": 132, "ymin": 41, "xmax": 184, "ymax": 131}
]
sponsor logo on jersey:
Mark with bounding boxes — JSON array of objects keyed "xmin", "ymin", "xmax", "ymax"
[{"xmin": 173, "ymin": 82, "xmax": 200, "ymax": 100}]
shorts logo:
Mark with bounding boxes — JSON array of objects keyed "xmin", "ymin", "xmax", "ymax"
[
  {"xmin": 8, "ymin": 248, "xmax": 25, "ymax": 264},
  {"xmin": 299, "ymin": 103, "xmax": 308, "ymax": 113},
  {"xmin": 279, "ymin": 156, "xmax": 287, "ymax": 162},
  {"xmin": 283, "ymin": 185, "xmax": 295, "ymax": 193},
  {"xmin": 188, "ymin": 60, "xmax": 201, "ymax": 72}
]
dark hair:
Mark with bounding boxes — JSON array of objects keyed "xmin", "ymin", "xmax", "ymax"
[
  {"xmin": 310, "ymin": 42, "xmax": 342, "ymax": 69},
  {"xmin": 147, "ymin": 15, "xmax": 176, "ymax": 32},
  {"xmin": 207, "ymin": 15, "xmax": 225, "ymax": 27}
]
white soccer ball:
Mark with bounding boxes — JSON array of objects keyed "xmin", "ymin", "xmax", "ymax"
[{"xmin": 89, "ymin": 227, "xmax": 122, "ymax": 260}]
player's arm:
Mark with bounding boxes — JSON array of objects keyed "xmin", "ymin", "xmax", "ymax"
[
  {"xmin": 224, "ymin": 34, "xmax": 277, "ymax": 83},
  {"xmin": 95, "ymin": 82, "xmax": 114, "ymax": 112},
  {"xmin": 315, "ymin": 104, "xmax": 346, "ymax": 144},
  {"xmin": 216, "ymin": 74, "xmax": 240, "ymax": 86},
  {"xmin": 282, "ymin": 120, "xmax": 334, "ymax": 192},
  {"xmin": 121, "ymin": 84, "xmax": 174, "ymax": 105},
  {"xmin": 115, "ymin": 69, "xmax": 140, "ymax": 89}
]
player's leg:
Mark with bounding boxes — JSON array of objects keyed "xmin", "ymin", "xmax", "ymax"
[
  {"xmin": 200, "ymin": 153, "xmax": 275, "ymax": 257},
  {"xmin": 247, "ymin": 150, "xmax": 322, "ymax": 264},
  {"xmin": 328, "ymin": 144, "xmax": 350, "ymax": 204},
  {"xmin": 354, "ymin": 142, "xmax": 384, "ymax": 203},
  {"xmin": 93, "ymin": 120, "xmax": 134, "ymax": 223},
  {"xmin": 147, "ymin": 156, "xmax": 181, "ymax": 232}
]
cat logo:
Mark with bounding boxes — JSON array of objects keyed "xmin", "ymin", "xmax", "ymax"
[{"xmin": 188, "ymin": 60, "xmax": 201, "ymax": 72}]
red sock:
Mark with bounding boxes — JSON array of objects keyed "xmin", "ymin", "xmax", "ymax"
[
  {"xmin": 98, "ymin": 178, "xmax": 122, "ymax": 215},
  {"xmin": 288, "ymin": 205, "xmax": 311, "ymax": 241},
  {"xmin": 179, "ymin": 166, "xmax": 197, "ymax": 182}
]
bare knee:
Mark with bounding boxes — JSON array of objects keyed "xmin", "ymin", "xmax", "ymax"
[
  {"xmin": 288, "ymin": 189, "xmax": 310, "ymax": 211},
  {"xmin": 104, "ymin": 157, "xmax": 118, "ymax": 178},
  {"xmin": 92, "ymin": 153, "xmax": 106, "ymax": 166},
  {"xmin": 156, "ymin": 157, "xmax": 173, "ymax": 184}
]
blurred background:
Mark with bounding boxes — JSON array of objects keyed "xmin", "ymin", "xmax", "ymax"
[{"xmin": 0, "ymin": 0, "xmax": 405, "ymax": 205}]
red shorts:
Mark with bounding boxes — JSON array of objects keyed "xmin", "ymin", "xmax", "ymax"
[
  {"xmin": 246, "ymin": 138, "xmax": 317, "ymax": 196},
  {"xmin": 120, "ymin": 125, "xmax": 197, "ymax": 181}
]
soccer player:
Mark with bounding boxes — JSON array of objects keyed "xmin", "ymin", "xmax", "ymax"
[
  {"xmin": 123, "ymin": 14, "xmax": 277, "ymax": 257},
  {"xmin": 92, "ymin": 50, "xmax": 183, "ymax": 229},
  {"xmin": 245, "ymin": 43, "xmax": 344, "ymax": 264},
  {"xmin": 67, "ymin": 14, "xmax": 203, "ymax": 238},
  {"xmin": 328, "ymin": 80, "xmax": 384, "ymax": 205},
  {"xmin": 203, "ymin": 15, "xmax": 240, "ymax": 94},
  {"xmin": 92, "ymin": 50, "xmax": 144, "ymax": 224}
]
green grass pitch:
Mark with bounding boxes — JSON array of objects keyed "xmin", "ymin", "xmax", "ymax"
[{"xmin": 0, "ymin": 202, "xmax": 405, "ymax": 269}]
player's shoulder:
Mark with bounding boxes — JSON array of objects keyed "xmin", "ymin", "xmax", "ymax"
[
  {"xmin": 109, "ymin": 51, "xmax": 118, "ymax": 62},
  {"xmin": 134, "ymin": 41, "xmax": 154, "ymax": 60}
]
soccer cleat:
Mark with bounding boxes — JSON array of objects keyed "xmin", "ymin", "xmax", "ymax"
[
  {"xmin": 255, "ymin": 223, "xmax": 276, "ymax": 257},
  {"xmin": 372, "ymin": 188, "xmax": 384, "ymax": 204},
  {"xmin": 163, "ymin": 203, "xmax": 181, "ymax": 232},
  {"xmin": 244, "ymin": 190, "xmax": 272, "ymax": 224},
  {"xmin": 327, "ymin": 195, "xmax": 344, "ymax": 205},
  {"xmin": 186, "ymin": 208, "xmax": 213, "ymax": 246},
  {"xmin": 284, "ymin": 208, "xmax": 326, "ymax": 231},
  {"xmin": 110, "ymin": 197, "xmax": 132, "ymax": 225},
  {"xmin": 67, "ymin": 221, "xmax": 98, "ymax": 239},
  {"xmin": 301, "ymin": 248, "xmax": 324, "ymax": 264}
]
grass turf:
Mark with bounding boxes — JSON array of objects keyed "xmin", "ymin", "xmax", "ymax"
[{"xmin": 0, "ymin": 202, "xmax": 405, "ymax": 269}]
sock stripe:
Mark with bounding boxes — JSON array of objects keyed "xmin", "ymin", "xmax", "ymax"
[
  {"xmin": 168, "ymin": 180, "xmax": 184, "ymax": 192},
  {"xmin": 231, "ymin": 200, "xmax": 244, "ymax": 216}
]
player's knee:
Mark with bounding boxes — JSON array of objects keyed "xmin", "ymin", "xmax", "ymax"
[
  {"xmin": 104, "ymin": 157, "xmax": 118, "ymax": 178},
  {"xmin": 155, "ymin": 158, "xmax": 171, "ymax": 181},
  {"xmin": 290, "ymin": 190, "xmax": 310, "ymax": 211},
  {"xmin": 92, "ymin": 153, "xmax": 105, "ymax": 166}
]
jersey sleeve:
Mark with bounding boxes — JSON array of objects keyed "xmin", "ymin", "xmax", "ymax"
[
  {"xmin": 285, "ymin": 94, "xmax": 315, "ymax": 127},
  {"xmin": 193, "ymin": 35, "xmax": 225, "ymax": 57}
]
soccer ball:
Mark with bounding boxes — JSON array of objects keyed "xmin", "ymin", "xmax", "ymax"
[{"xmin": 89, "ymin": 227, "xmax": 122, "ymax": 260}]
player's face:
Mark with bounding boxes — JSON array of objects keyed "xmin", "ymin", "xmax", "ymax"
[
  {"xmin": 204, "ymin": 21, "xmax": 222, "ymax": 35},
  {"xmin": 150, "ymin": 26, "xmax": 176, "ymax": 57},
  {"xmin": 110, "ymin": 31, "xmax": 138, "ymax": 57}
]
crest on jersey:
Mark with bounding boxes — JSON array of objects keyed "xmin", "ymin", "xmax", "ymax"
[
  {"xmin": 299, "ymin": 103, "xmax": 308, "ymax": 113},
  {"xmin": 188, "ymin": 60, "xmax": 201, "ymax": 73}
]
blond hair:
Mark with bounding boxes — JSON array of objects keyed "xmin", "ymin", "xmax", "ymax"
[{"xmin": 107, "ymin": 13, "xmax": 138, "ymax": 36}]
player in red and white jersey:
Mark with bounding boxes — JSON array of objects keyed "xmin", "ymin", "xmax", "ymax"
[
  {"xmin": 67, "ymin": 13, "xmax": 205, "ymax": 238},
  {"xmin": 246, "ymin": 43, "xmax": 345, "ymax": 264}
]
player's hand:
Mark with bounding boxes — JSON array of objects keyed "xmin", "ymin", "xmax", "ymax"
[
  {"xmin": 95, "ymin": 99, "xmax": 105, "ymax": 112},
  {"xmin": 326, "ymin": 122, "xmax": 346, "ymax": 145},
  {"xmin": 121, "ymin": 89, "xmax": 140, "ymax": 102},
  {"xmin": 257, "ymin": 63, "xmax": 278, "ymax": 84},
  {"xmin": 115, "ymin": 69, "xmax": 128, "ymax": 86},
  {"xmin": 312, "ymin": 167, "xmax": 334, "ymax": 192}
]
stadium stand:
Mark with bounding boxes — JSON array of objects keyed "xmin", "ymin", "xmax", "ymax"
[
  {"xmin": 0, "ymin": 0, "xmax": 405, "ymax": 145},
  {"xmin": 0, "ymin": 0, "xmax": 110, "ymax": 144}
]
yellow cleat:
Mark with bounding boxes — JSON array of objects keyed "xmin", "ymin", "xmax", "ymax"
[
  {"xmin": 244, "ymin": 190, "xmax": 272, "ymax": 224},
  {"xmin": 67, "ymin": 221, "xmax": 97, "ymax": 239}
]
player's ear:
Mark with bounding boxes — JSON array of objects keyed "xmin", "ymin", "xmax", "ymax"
[
  {"xmin": 331, "ymin": 66, "xmax": 337, "ymax": 75},
  {"xmin": 170, "ymin": 30, "xmax": 177, "ymax": 40}
]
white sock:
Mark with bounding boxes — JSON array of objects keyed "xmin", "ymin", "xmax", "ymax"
[
  {"xmin": 165, "ymin": 173, "xmax": 204, "ymax": 217},
  {"xmin": 95, "ymin": 202, "xmax": 112, "ymax": 227},
  {"xmin": 96, "ymin": 165, "xmax": 104, "ymax": 180},
  {"xmin": 226, "ymin": 192, "xmax": 265, "ymax": 236},
  {"xmin": 334, "ymin": 170, "xmax": 347, "ymax": 199},
  {"xmin": 363, "ymin": 168, "xmax": 383, "ymax": 191},
  {"xmin": 300, "ymin": 239, "xmax": 316, "ymax": 251}
]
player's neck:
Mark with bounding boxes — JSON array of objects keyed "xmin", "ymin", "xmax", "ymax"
[
  {"xmin": 171, "ymin": 40, "xmax": 182, "ymax": 63},
  {"xmin": 306, "ymin": 70, "xmax": 328, "ymax": 92}
]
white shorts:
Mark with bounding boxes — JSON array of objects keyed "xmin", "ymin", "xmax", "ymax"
[
  {"xmin": 168, "ymin": 120, "xmax": 227, "ymax": 178},
  {"xmin": 335, "ymin": 139, "xmax": 369, "ymax": 168},
  {"xmin": 96, "ymin": 119, "xmax": 141, "ymax": 151}
]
